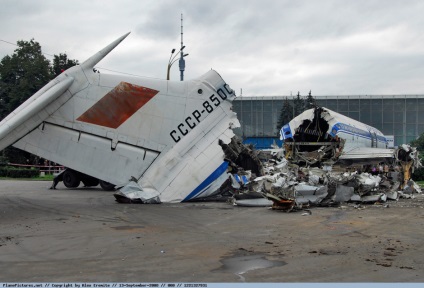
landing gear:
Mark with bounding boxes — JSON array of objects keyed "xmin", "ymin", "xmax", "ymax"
[
  {"xmin": 81, "ymin": 175, "xmax": 100, "ymax": 187},
  {"xmin": 99, "ymin": 180, "xmax": 115, "ymax": 191},
  {"xmin": 62, "ymin": 169, "xmax": 81, "ymax": 188},
  {"xmin": 53, "ymin": 168, "xmax": 115, "ymax": 190}
]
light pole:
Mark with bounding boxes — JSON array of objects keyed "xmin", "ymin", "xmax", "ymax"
[{"xmin": 167, "ymin": 46, "xmax": 188, "ymax": 80}]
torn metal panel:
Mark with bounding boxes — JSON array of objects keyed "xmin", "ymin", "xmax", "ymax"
[
  {"xmin": 333, "ymin": 185, "xmax": 355, "ymax": 202},
  {"xmin": 233, "ymin": 173, "xmax": 251, "ymax": 186},
  {"xmin": 388, "ymin": 171, "xmax": 401, "ymax": 182},
  {"xmin": 396, "ymin": 144, "xmax": 421, "ymax": 169},
  {"xmin": 386, "ymin": 191, "xmax": 399, "ymax": 201},
  {"xmin": 114, "ymin": 181, "xmax": 161, "ymax": 204},
  {"xmin": 350, "ymin": 194, "xmax": 361, "ymax": 202},
  {"xmin": 234, "ymin": 198, "xmax": 273, "ymax": 207},
  {"xmin": 414, "ymin": 182, "xmax": 422, "ymax": 193},
  {"xmin": 294, "ymin": 184, "xmax": 328, "ymax": 205},
  {"xmin": 398, "ymin": 191, "xmax": 415, "ymax": 199},
  {"xmin": 403, "ymin": 180, "xmax": 416, "ymax": 194},
  {"xmin": 358, "ymin": 193, "xmax": 386, "ymax": 203},
  {"xmin": 229, "ymin": 174, "xmax": 241, "ymax": 189},
  {"xmin": 220, "ymin": 136, "xmax": 264, "ymax": 176},
  {"xmin": 265, "ymin": 193, "xmax": 296, "ymax": 211}
]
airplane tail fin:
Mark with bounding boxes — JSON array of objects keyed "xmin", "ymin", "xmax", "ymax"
[{"xmin": 80, "ymin": 32, "xmax": 130, "ymax": 71}]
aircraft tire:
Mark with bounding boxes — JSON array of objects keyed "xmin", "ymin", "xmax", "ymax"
[
  {"xmin": 99, "ymin": 180, "xmax": 115, "ymax": 191},
  {"xmin": 63, "ymin": 169, "xmax": 81, "ymax": 188},
  {"xmin": 82, "ymin": 178, "xmax": 100, "ymax": 187}
]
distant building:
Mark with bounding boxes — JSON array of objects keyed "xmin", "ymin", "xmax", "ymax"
[{"xmin": 233, "ymin": 95, "xmax": 424, "ymax": 148}]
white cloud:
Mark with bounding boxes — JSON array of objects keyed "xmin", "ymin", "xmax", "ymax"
[{"xmin": 1, "ymin": 0, "xmax": 424, "ymax": 96}]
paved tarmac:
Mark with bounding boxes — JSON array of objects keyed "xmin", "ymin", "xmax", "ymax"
[{"xmin": 1, "ymin": 180, "xmax": 424, "ymax": 283}]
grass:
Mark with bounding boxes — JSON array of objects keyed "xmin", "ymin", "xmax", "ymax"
[{"xmin": 0, "ymin": 174, "xmax": 55, "ymax": 181}]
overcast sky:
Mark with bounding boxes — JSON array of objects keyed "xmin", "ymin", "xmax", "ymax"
[{"xmin": 1, "ymin": 0, "xmax": 424, "ymax": 96}]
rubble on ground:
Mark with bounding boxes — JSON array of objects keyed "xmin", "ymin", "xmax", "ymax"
[
  {"xmin": 114, "ymin": 134, "xmax": 423, "ymax": 210},
  {"xmin": 226, "ymin": 143, "xmax": 422, "ymax": 212}
]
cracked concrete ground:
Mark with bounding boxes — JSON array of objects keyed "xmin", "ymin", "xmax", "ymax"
[{"xmin": 1, "ymin": 180, "xmax": 424, "ymax": 282}]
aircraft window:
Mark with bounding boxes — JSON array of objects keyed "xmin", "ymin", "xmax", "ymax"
[{"xmin": 198, "ymin": 89, "xmax": 203, "ymax": 94}]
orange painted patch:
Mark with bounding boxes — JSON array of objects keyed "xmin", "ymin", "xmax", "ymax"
[{"xmin": 77, "ymin": 82, "xmax": 159, "ymax": 129}]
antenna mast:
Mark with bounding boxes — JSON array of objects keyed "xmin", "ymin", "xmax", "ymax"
[{"xmin": 179, "ymin": 13, "xmax": 185, "ymax": 81}]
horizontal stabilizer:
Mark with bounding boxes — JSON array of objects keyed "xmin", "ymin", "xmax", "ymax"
[{"xmin": 0, "ymin": 77, "xmax": 74, "ymax": 151}]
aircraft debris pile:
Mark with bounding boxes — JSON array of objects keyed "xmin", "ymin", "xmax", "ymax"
[
  {"xmin": 228, "ymin": 144, "xmax": 422, "ymax": 211},
  {"xmin": 220, "ymin": 136, "xmax": 264, "ymax": 177}
]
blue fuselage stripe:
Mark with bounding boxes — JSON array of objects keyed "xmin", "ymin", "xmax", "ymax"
[
  {"xmin": 336, "ymin": 129, "xmax": 387, "ymax": 143},
  {"xmin": 282, "ymin": 122, "xmax": 387, "ymax": 144},
  {"xmin": 182, "ymin": 161, "xmax": 229, "ymax": 202},
  {"xmin": 331, "ymin": 122, "xmax": 387, "ymax": 143}
]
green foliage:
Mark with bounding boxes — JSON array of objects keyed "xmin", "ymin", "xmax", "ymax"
[
  {"xmin": 412, "ymin": 168, "xmax": 424, "ymax": 181},
  {"xmin": 2, "ymin": 146, "xmax": 35, "ymax": 164},
  {"xmin": 410, "ymin": 134, "xmax": 424, "ymax": 151},
  {"xmin": 293, "ymin": 92, "xmax": 304, "ymax": 117},
  {"xmin": 0, "ymin": 39, "xmax": 51, "ymax": 114},
  {"xmin": 304, "ymin": 90, "xmax": 316, "ymax": 110},
  {"xmin": 0, "ymin": 39, "xmax": 78, "ymax": 164},
  {"xmin": 276, "ymin": 97, "xmax": 293, "ymax": 134},
  {"xmin": 0, "ymin": 166, "xmax": 39, "ymax": 178},
  {"xmin": 51, "ymin": 53, "xmax": 79, "ymax": 77},
  {"xmin": 275, "ymin": 92, "xmax": 316, "ymax": 136},
  {"xmin": 0, "ymin": 155, "xmax": 8, "ymax": 166},
  {"xmin": 410, "ymin": 133, "xmax": 424, "ymax": 180},
  {"xmin": 0, "ymin": 39, "xmax": 79, "ymax": 120}
]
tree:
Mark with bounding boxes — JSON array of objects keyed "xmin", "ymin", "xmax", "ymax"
[
  {"xmin": 293, "ymin": 91, "xmax": 304, "ymax": 117},
  {"xmin": 0, "ymin": 39, "xmax": 79, "ymax": 119},
  {"xmin": 0, "ymin": 39, "xmax": 78, "ymax": 164},
  {"xmin": 410, "ymin": 134, "xmax": 424, "ymax": 151},
  {"xmin": 276, "ymin": 97, "xmax": 293, "ymax": 135},
  {"xmin": 304, "ymin": 90, "xmax": 316, "ymax": 110},
  {"xmin": 51, "ymin": 53, "xmax": 79, "ymax": 77},
  {"xmin": 0, "ymin": 91, "xmax": 7, "ymax": 121},
  {"xmin": 0, "ymin": 39, "xmax": 51, "ymax": 113},
  {"xmin": 410, "ymin": 134, "xmax": 424, "ymax": 180}
]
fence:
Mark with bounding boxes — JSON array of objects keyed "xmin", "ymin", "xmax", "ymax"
[{"xmin": 7, "ymin": 163, "xmax": 65, "ymax": 175}]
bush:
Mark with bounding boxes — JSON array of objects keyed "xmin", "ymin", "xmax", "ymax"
[
  {"xmin": 413, "ymin": 167, "xmax": 424, "ymax": 181},
  {"xmin": 0, "ymin": 156, "xmax": 8, "ymax": 166},
  {"xmin": 0, "ymin": 167, "xmax": 40, "ymax": 178}
]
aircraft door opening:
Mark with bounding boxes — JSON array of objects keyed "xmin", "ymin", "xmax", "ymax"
[{"xmin": 371, "ymin": 132, "xmax": 377, "ymax": 148}]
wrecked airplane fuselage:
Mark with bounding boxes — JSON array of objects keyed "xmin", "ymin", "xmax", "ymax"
[
  {"xmin": 0, "ymin": 33, "xmax": 244, "ymax": 203},
  {"xmin": 280, "ymin": 107, "xmax": 393, "ymax": 165},
  {"xmin": 252, "ymin": 107, "xmax": 423, "ymax": 210}
]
